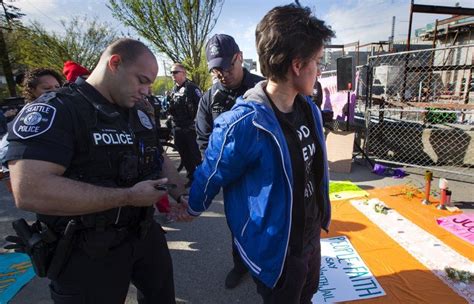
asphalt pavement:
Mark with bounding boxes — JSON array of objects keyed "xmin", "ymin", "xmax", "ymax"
[{"xmin": 1, "ymin": 157, "xmax": 472, "ymax": 304}]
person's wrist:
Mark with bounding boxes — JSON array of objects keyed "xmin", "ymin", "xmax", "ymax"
[
  {"xmin": 177, "ymin": 193, "xmax": 188, "ymax": 204},
  {"xmin": 121, "ymin": 187, "xmax": 132, "ymax": 206}
]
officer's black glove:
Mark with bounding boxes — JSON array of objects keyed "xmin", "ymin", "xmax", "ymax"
[{"xmin": 4, "ymin": 235, "xmax": 27, "ymax": 253}]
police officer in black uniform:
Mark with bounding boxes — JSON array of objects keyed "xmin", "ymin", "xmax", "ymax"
[
  {"xmin": 195, "ymin": 34, "xmax": 264, "ymax": 289},
  {"xmin": 168, "ymin": 63, "xmax": 202, "ymax": 186},
  {"xmin": 5, "ymin": 39, "xmax": 188, "ymax": 304}
]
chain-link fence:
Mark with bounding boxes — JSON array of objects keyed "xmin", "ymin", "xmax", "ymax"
[
  {"xmin": 360, "ymin": 44, "xmax": 474, "ymax": 180},
  {"xmin": 368, "ymin": 44, "xmax": 473, "ymax": 107}
]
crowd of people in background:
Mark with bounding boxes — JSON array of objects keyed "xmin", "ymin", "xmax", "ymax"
[{"xmin": 1, "ymin": 3, "xmax": 333, "ymax": 304}]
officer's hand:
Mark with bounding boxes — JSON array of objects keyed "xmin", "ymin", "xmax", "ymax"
[
  {"xmin": 127, "ymin": 178, "xmax": 168, "ymax": 207},
  {"xmin": 4, "ymin": 235, "xmax": 27, "ymax": 253}
]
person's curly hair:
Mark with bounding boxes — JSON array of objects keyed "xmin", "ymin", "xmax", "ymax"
[{"xmin": 23, "ymin": 68, "xmax": 63, "ymax": 102}]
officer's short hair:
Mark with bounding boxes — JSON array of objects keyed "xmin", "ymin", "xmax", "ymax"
[
  {"xmin": 171, "ymin": 63, "xmax": 186, "ymax": 72},
  {"xmin": 103, "ymin": 38, "xmax": 154, "ymax": 66},
  {"xmin": 256, "ymin": 4, "xmax": 334, "ymax": 81}
]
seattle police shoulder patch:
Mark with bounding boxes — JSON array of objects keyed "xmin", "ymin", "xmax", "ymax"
[
  {"xmin": 13, "ymin": 103, "xmax": 57, "ymax": 139},
  {"xmin": 195, "ymin": 88, "xmax": 202, "ymax": 98}
]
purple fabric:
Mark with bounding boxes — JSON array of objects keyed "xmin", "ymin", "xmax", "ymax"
[
  {"xmin": 372, "ymin": 164, "xmax": 407, "ymax": 179},
  {"xmin": 372, "ymin": 164, "xmax": 386, "ymax": 176},
  {"xmin": 392, "ymin": 168, "xmax": 407, "ymax": 179}
]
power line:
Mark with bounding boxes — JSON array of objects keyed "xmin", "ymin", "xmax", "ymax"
[{"xmin": 22, "ymin": 0, "xmax": 63, "ymax": 29}]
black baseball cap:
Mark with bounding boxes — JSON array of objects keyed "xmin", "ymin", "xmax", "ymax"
[{"xmin": 205, "ymin": 34, "xmax": 240, "ymax": 72}]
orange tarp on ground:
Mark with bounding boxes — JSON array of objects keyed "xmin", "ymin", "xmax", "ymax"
[
  {"xmin": 326, "ymin": 185, "xmax": 469, "ymax": 304},
  {"xmin": 367, "ymin": 185, "xmax": 472, "ymax": 262}
]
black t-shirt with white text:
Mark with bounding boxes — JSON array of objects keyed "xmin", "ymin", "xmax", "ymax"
[{"xmin": 269, "ymin": 94, "xmax": 322, "ymax": 254}]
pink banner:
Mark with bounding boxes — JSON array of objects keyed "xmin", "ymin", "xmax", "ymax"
[
  {"xmin": 319, "ymin": 75, "xmax": 357, "ymax": 122},
  {"xmin": 436, "ymin": 214, "xmax": 474, "ymax": 245}
]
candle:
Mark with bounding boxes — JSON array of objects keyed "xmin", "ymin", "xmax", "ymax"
[
  {"xmin": 422, "ymin": 171, "xmax": 433, "ymax": 205},
  {"xmin": 446, "ymin": 190, "xmax": 452, "ymax": 207},
  {"xmin": 439, "ymin": 178, "xmax": 448, "ymax": 190},
  {"xmin": 438, "ymin": 188, "xmax": 448, "ymax": 210}
]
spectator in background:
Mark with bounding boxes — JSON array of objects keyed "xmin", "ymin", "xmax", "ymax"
[
  {"xmin": 63, "ymin": 60, "xmax": 91, "ymax": 83},
  {"xmin": 23, "ymin": 68, "xmax": 63, "ymax": 102}
]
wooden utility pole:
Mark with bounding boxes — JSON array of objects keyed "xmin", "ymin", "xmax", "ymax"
[
  {"xmin": 0, "ymin": 0, "xmax": 18, "ymax": 97},
  {"xmin": 0, "ymin": 26, "xmax": 16, "ymax": 96}
]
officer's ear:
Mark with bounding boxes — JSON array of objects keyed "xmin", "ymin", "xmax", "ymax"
[{"xmin": 108, "ymin": 54, "xmax": 123, "ymax": 73}]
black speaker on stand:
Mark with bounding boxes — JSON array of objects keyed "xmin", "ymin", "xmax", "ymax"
[
  {"xmin": 336, "ymin": 56, "xmax": 374, "ymax": 168},
  {"xmin": 336, "ymin": 56, "xmax": 354, "ymax": 131}
]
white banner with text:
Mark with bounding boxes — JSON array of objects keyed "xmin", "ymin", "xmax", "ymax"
[{"xmin": 313, "ymin": 236, "xmax": 385, "ymax": 303}]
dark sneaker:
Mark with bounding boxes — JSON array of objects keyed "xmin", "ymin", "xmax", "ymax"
[{"xmin": 225, "ymin": 268, "xmax": 247, "ymax": 289}]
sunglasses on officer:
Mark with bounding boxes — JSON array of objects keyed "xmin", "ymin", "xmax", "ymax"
[{"xmin": 211, "ymin": 54, "xmax": 239, "ymax": 78}]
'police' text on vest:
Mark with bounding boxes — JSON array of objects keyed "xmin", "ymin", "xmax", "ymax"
[{"xmin": 93, "ymin": 131, "xmax": 134, "ymax": 146}]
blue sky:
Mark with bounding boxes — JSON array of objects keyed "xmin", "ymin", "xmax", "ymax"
[{"xmin": 12, "ymin": 0, "xmax": 472, "ymax": 73}]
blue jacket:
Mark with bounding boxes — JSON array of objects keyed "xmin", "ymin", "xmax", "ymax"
[{"xmin": 188, "ymin": 81, "xmax": 330, "ymax": 288}]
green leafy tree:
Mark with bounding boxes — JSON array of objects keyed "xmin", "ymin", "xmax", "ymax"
[
  {"xmin": 183, "ymin": 48, "xmax": 213, "ymax": 91},
  {"xmin": 151, "ymin": 76, "xmax": 174, "ymax": 96},
  {"xmin": 108, "ymin": 0, "xmax": 223, "ymax": 89},
  {"xmin": 12, "ymin": 16, "xmax": 118, "ymax": 73},
  {"xmin": 0, "ymin": 0, "xmax": 24, "ymax": 96}
]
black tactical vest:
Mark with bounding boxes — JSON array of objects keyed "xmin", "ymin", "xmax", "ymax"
[
  {"xmin": 38, "ymin": 85, "xmax": 161, "ymax": 230},
  {"xmin": 168, "ymin": 80, "xmax": 196, "ymax": 127},
  {"xmin": 207, "ymin": 69, "xmax": 264, "ymax": 121},
  {"xmin": 209, "ymin": 87, "xmax": 237, "ymax": 120}
]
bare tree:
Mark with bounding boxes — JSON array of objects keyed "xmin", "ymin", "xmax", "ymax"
[{"xmin": 108, "ymin": 0, "xmax": 224, "ymax": 89}]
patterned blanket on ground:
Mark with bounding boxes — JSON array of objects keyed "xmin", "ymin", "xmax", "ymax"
[
  {"xmin": 323, "ymin": 185, "xmax": 473, "ymax": 304},
  {"xmin": 0, "ymin": 253, "xmax": 35, "ymax": 304}
]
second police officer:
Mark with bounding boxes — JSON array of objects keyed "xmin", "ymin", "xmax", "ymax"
[
  {"xmin": 168, "ymin": 63, "xmax": 202, "ymax": 187},
  {"xmin": 195, "ymin": 34, "xmax": 264, "ymax": 289}
]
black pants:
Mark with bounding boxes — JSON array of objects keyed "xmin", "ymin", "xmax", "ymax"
[
  {"xmin": 173, "ymin": 127, "xmax": 201, "ymax": 180},
  {"xmin": 49, "ymin": 222, "xmax": 175, "ymax": 304},
  {"xmin": 232, "ymin": 238, "xmax": 248, "ymax": 273},
  {"xmin": 253, "ymin": 237, "xmax": 321, "ymax": 304}
]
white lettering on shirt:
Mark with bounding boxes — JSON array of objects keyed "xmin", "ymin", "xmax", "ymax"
[{"xmin": 92, "ymin": 132, "xmax": 133, "ymax": 145}]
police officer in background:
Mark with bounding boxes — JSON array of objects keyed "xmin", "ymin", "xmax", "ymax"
[
  {"xmin": 5, "ymin": 38, "xmax": 188, "ymax": 303},
  {"xmin": 196, "ymin": 34, "xmax": 264, "ymax": 153},
  {"xmin": 195, "ymin": 34, "xmax": 264, "ymax": 289},
  {"xmin": 169, "ymin": 63, "xmax": 202, "ymax": 186}
]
